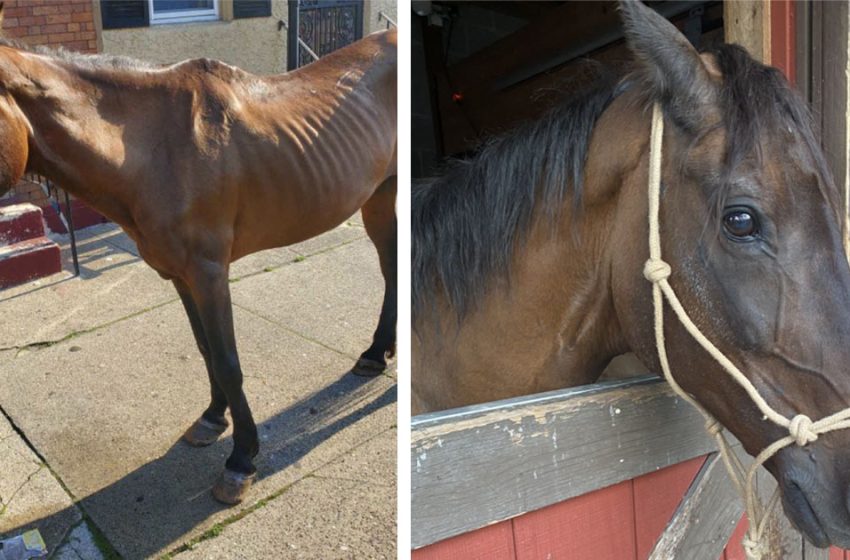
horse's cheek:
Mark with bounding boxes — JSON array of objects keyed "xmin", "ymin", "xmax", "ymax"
[{"xmin": 0, "ymin": 101, "xmax": 27, "ymax": 191}]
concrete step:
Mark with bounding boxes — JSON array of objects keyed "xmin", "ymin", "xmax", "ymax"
[
  {"xmin": 0, "ymin": 203, "xmax": 47, "ymax": 245},
  {"xmin": 0, "ymin": 236, "xmax": 62, "ymax": 289}
]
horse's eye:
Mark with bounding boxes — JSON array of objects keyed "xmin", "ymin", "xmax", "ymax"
[{"xmin": 723, "ymin": 208, "xmax": 758, "ymax": 240}]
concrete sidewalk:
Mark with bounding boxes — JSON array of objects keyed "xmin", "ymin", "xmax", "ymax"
[{"xmin": 0, "ymin": 217, "xmax": 396, "ymax": 559}]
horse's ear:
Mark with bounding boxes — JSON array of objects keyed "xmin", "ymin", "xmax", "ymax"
[{"xmin": 619, "ymin": 0, "xmax": 716, "ymax": 132}]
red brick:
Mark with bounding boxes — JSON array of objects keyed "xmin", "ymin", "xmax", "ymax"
[
  {"xmin": 25, "ymin": 34, "xmax": 49, "ymax": 44},
  {"xmin": 47, "ymin": 31, "xmax": 75, "ymax": 42},
  {"xmin": 76, "ymin": 30, "xmax": 94, "ymax": 40},
  {"xmin": 45, "ymin": 12, "xmax": 71, "ymax": 24},
  {"xmin": 57, "ymin": 4, "xmax": 73, "ymax": 14},
  {"xmin": 71, "ymin": 4, "xmax": 89, "ymax": 13},
  {"xmin": 62, "ymin": 39, "xmax": 87, "ymax": 51},
  {"xmin": 19, "ymin": 15, "xmax": 46, "ymax": 26},
  {"xmin": 32, "ymin": 6, "xmax": 60, "ymax": 16},
  {"xmin": 3, "ymin": 18, "xmax": 19, "ymax": 27},
  {"xmin": 4, "ymin": 7, "xmax": 30, "ymax": 18},
  {"xmin": 3, "ymin": 27, "xmax": 27, "ymax": 37},
  {"xmin": 42, "ymin": 23, "xmax": 67, "ymax": 34},
  {"xmin": 66, "ymin": 21, "xmax": 79, "ymax": 31},
  {"xmin": 70, "ymin": 10, "xmax": 90, "ymax": 21}
]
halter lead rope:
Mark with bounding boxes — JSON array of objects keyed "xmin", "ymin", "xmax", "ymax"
[{"xmin": 645, "ymin": 103, "xmax": 850, "ymax": 559}]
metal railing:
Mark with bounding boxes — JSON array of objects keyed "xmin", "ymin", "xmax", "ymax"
[
  {"xmin": 22, "ymin": 174, "xmax": 80, "ymax": 277},
  {"xmin": 277, "ymin": 19, "xmax": 320, "ymax": 64},
  {"xmin": 378, "ymin": 11, "xmax": 396, "ymax": 28}
]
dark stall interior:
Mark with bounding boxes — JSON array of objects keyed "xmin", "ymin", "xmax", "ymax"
[{"xmin": 411, "ymin": 1, "xmax": 724, "ymax": 178}]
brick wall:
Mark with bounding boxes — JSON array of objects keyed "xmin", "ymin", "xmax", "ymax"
[
  {"xmin": 2, "ymin": 0, "xmax": 96, "ymax": 53},
  {"xmin": 0, "ymin": 1, "xmax": 99, "ymax": 223}
]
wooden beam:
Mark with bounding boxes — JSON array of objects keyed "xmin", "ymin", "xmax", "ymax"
[
  {"xmin": 802, "ymin": 544, "xmax": 832, "ymax": 560},
  {"xmin": 752, "ymin": 454, "xmax": 804, "ymax": 560},
  {"xmin": 724, "ymin": 0, "xmax": 771, "ymax": 63},
  {"xmin": 411, "ymin": 377, "xmax": 720, "ymax": 548},
  {"xmin": 470, "ymin": 1, "xmax": 565, "ymax": 22},
  {"xmin": 648, "ymin": 452, "xmax": 743, "ymax": 560},
  {"xmin": 814, "ymin": 1, "xmax": 850, "ymax": 251}
]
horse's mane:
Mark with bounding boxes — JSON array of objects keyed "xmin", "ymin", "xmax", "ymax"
[
  {"xmin": 0, "ymin": 37, "xmax": 158, "ymax": 70},
  {"xmin": 412, "ymin": 43, "xmax": 834, "ymax": 326},
  {"xmin": 412, "ymin": 73, "xmax": 619, "ymax": 324}
]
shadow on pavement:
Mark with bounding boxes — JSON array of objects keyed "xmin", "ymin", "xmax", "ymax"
[{"xmin": 3, "ymin": 370, "xmax": 396, "ymax": 558}]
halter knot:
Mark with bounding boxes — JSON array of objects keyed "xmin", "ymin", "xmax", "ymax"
[
  {"xmin": 788, "ymin": 414, "xmax": 817, "ymax": 446},
  {"xmin": 742, "ymin": 535, "xmax": 765, "ymax": 560},
  {"xmin": 704, "ymin": 418, "xmax": 722, "ymax": 437},
  {"xmin": 643, "ymin": 258, "xmax": 671, "ymax": 284}
]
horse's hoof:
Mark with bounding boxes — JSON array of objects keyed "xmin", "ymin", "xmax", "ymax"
[
  {"xmin": 351, "ymin": 357, "xmax": 386, "ymax": 377},
  {"xmin": 182, "ymin": 417, "xmax": 228, "ymax": 447},
  {"xmin": 212, "ymin": 468, "xmax": 256, "ymax": 505}
]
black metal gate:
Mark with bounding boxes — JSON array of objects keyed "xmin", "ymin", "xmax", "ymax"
[{"xmin": 287, "ymin": 0, "xmax": 364, "ymax": 70}]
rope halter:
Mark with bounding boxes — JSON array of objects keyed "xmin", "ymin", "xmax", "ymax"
[{"xmin": 644, "ymin": 103, "xmax": 850, "ymax": 559}]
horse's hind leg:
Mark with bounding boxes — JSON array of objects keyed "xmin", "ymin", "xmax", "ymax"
[
  {"xmin": 173, "ymin": 279, "xmax": 230, "ymax": 447},
  {"xmin": 182, "ymin": 261, "xmax": 259, "ymax": 505},
  {"xmin": 353, "ymin": 175, "xmax": 397, "ymax": 377}
]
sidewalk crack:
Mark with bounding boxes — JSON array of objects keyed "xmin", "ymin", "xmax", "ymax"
[
  {"xmin": 0, "ymin": 463, "xmax": 44, "ymax": 518},
  {"xmin": 0, "ymin": 297, "xmax": 178, "ymax": 356}
]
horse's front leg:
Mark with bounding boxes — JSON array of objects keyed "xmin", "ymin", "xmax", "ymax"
[
  {"xmin": 173, "ymin": 279, "xmax": 230, "ymax": 447},
  {"xmin": 182, "ymin": 259, "xmax": 259, "ymax": 505}
]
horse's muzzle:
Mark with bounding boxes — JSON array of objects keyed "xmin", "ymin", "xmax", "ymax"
[{"xmin": 773, "ymin": 444, "xmax": 850, "ymax": 549}]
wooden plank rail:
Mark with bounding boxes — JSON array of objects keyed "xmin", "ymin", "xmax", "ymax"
[{"xmin": 411, "ymin": 376, "xmax": 724, "ymax": 549}]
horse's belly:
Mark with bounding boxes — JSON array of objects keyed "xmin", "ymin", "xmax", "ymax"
[{"xmin": 230, "ymin": 174, "xmax": 377, "ymax": 260}]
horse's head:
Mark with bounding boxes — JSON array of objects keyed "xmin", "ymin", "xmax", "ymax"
[
  {"xmin": 0, "ymin": 89, "xmax": 28, "ymax": 197},
  {"xmin": 0, "ymin": 4, "xmax": 30, "ymax": 197},
  {"xmin": 615, "ymin": 0, "xmax": 850, "ymax": 548}
]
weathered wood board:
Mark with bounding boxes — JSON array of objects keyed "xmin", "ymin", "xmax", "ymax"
[
  {"xmin": 649, "ymin": 452, "xmax": 743, "ymax": 560},
  {"xmin": 411, "ymin": 377, "xmax": 721, "ymax": 548}
]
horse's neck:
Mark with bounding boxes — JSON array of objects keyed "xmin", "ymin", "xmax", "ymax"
[
  {"xmin": 422, "ymin": 102, "xmax": 648, "ymax": 410},
  {"xmin": 11, "ymin": 53, "xmax": 149, "ymax": 225}
]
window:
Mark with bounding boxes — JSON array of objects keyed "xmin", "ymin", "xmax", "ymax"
[
  {"xmin": 149, "ymin": 0, "xmax": 219, "ymax": 25},
  {"xmin": 101, "ymin": 0, "xmax": 272, "ymax": 30}
]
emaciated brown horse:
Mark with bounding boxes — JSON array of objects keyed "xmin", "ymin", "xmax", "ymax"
[
  {"xmin": 0, "ymin": 14, "xmax": 396, "ymax": 504},
  {"xmin": 413, "ymin": 1, "xmax": 850, "ymax": 549}
]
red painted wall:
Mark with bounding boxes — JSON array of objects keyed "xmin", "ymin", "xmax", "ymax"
[
  {"xmin": 769, "ymin": 0, "xmax": 795, "ymax": 84},
  {"xmin": 413, "ymin": 457, "xmax": 706, "ymax": 560}
]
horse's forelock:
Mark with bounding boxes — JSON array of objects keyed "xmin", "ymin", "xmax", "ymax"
[{"xmin": 707, "ymin": 43, "xmax": 837, "ymax": 218}]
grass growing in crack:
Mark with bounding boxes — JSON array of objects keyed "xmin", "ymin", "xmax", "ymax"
[
  {"xmin": 2, "ymin": 298, "xmax": 177, "ymax": 356},
  {"xmin": 293, "ymin": 255, "xmax": 306, "ymax": 263},
  {"xmin": 160, "ymin": 480, "xmax": 305, "ymax": 558}
]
